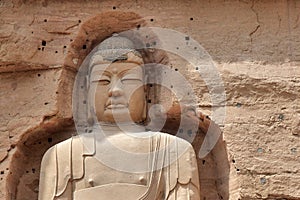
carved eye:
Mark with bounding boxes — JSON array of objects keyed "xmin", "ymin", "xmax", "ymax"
[
  {"xmin": 91, "ymin": 74, "xmax": 111, "ymax": 85},
  {"xmin": 121, "ymin": 74, "xmax": 143, "ymax": 85},
  {"xmin": 98, "ymin": 79, "xmax": 110, "ymax": 85},
  {"xmin": 121, "ymin": 79, "xmax": 138, "ymax": 84}
]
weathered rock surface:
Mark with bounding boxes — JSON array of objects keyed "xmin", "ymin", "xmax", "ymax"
[{"xmin": 0, "ymin": 0, "xmax": 299, "ymax": 199}]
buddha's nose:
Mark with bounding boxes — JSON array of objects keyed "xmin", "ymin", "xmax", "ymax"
[{"xmin": 108, "ymin": 79, "xmax": 124, "ymax": 97}]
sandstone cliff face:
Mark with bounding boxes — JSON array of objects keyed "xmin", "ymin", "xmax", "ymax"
[{"xmin": 0, "ymin": 0, "xmax": 299, "ymax": 200}]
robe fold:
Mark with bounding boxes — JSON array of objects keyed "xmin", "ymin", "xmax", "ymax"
[{"xmin": 39, "ymin": 132, "xmax": 200, "ymax": 200}]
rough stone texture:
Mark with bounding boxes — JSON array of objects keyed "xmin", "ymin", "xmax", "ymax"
[{"xmin": 0, "ymin": 0, "xmax": 299, "ymax": 200}]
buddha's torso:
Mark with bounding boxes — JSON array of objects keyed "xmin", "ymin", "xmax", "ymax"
[
  {"xmin": 38, "ymin": 130, "xmax": 200, "ymax": 200},
  {"xmin": 72, "ymin": 133, "xmax": 165, "ymax": 199},
  {"xmin": 74, "ymin": 155, "xmax": 151, "ymax": 189}
]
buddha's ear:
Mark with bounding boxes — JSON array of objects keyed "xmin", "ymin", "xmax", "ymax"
[
  {"xmin": 142, "ymin": 74, "xmax": 149, "ymax": 122},
  {"xmin": 87, "ymin": 92, "xmax": 94, "ymax": 126},
  {"xmin": 86, "ymin": 75, "xmax": 95, "ymax": 126},
  {"xmin": 143, "ymin": 74, "xmax": 148, "ymax": 92},
  {"xmin": 142, "ymin": 99, "xmax": 147, "ymax": 122}
]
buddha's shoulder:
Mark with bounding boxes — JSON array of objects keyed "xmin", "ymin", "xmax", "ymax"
[{"xmin": 42, "ymin": 136, "xmax": 81, "ymax": 157}]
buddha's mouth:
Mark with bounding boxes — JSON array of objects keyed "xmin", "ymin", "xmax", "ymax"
[{"xmin": 106, "ymin": 104, "xmax": 127, "ymax": 109}]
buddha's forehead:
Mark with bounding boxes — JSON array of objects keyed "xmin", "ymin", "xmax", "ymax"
[
  {"xmin": 91, "ymin": 61, "xmax": 143, "ymax": 76},
  {"xmin": 89, "ymin": 50, "xmax": 144, "ymax": 75}
]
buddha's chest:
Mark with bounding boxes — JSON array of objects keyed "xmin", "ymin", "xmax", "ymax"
[{"xmin": 74, "ymin": 156, "xmax": 151, "ymax": 190}]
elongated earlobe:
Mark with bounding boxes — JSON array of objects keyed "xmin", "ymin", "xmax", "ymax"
[
  {"xmin": 87, "ymin": 101, "xmax": 94, "ymax": 126},
  {"xmin": 142, "ymin": 100, "xmax": 147, "ymax": 122},
  {"xmin": 86, "ymin": 80, "xmax": 94, "ymax": 126}
]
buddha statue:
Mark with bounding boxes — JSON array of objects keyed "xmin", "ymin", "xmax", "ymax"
[{"xmin": 39, "ymin": 34, "xmax": 200, "ymax": 200}]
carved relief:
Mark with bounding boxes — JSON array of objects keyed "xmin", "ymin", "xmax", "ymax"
[{"xmin": 39, "ymin": 34, "xmax": 201, "ymax": 199}]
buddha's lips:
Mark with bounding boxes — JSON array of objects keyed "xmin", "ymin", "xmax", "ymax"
[{"xmin": 106, "ymin": 104, "xmax": 127, "ymax": 109}]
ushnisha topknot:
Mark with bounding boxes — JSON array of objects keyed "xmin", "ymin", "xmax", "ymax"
[{"xmin": 89, "ymin": 33, "xmax": 143, "ymax": 66}]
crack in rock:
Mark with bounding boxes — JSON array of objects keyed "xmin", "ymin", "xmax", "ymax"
[{"xmin": 249, "ymin": 0, "xmax": 261, "ymax": 45}]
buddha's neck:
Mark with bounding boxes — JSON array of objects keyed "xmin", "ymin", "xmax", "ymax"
[{"xmin": 93, "ymin": 122, "xmax": 146, "ymax": 136}]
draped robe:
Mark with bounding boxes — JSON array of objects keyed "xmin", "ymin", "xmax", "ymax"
[{"xmin": 39, "ymin": 131, "xmax": 200, "ymax": 200}]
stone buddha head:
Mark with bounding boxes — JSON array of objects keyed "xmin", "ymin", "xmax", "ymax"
[{"xmin": 87, "ymin": 34, "xmax": 148, "ymax": 125}]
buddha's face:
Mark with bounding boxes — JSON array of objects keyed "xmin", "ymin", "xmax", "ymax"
[{"xmin": 89, "ymin": 57, "xmax": 146, "ymax": 123}]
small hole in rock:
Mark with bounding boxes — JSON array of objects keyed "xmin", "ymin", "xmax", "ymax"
[
  {"xmin": 190, "ymin": 17, "xmax": 194, "ymax": 21},
  {"xmin": 42, "ymin": 40, "xmax": 46, "ymax": 46},
  {"xmin": 260, "ymin": 177, "xmax": 266, "ymax": 184},
  {"xmin": 147, "ymin": 100, "xmax": 152, "ymax": 103},
  {"xmin": 278, "ymin": 114, "xmax": 284, "ymax": 120},
  {"xmin": 195, "ymin": 67, "xmax": 199, "ymax": 70},
  {"xmin": 0, "ymin": 171, "xmax": 4, "ymax": 175},
  {"xmin": 112, "ymin": 6, "xmax": 116, "ymax": 9},
  {"xmin": 137, "ymin": 24, "xmax": 141, "ymax": 29},
  {"xmin": 44, "ymin": 102, "xmax": 49, "ymax": 105},
  {"xmin": 257, "ymin": 147, "xmax": 264, "ymax": 153},
  {"xmin": 32, "ymin": 168, "xmax": 35, "ymax": 173},
  {"xmin": 31, "ymin": 31, "xmax": 33, "ymax": 34},
  {"xmin": 48, "ymin": 138, "xmax": 53, "ymax": 143},
  {"xmin": 37, "ymin": 74, "xmax": 41, "ymax": 77},
  {"xmin": 150, "ymin": 19, "xmax": 154, "ymax": 22},
  {"xmin": 82, "ymin": 44, "xmax": 87, "ymax": 49},
  {"xmin": 63, "ymin": 45, "xmax": 66, "ymax": 48},
  {"xmin": 38, "ymin": 47, "xmax": 41, "ymax": 50},
  {"xmin": 78, "ymin": 20, "xmax": 81, "ymax": 23},
  {"xmin": 44, "ymin": 19, "xmax": 47, "ymax": 22},
  {"xmin": 55, "ymin": 51, "xmax": 58, "ymax": 53},
  {"xmin": 291, "ymin": 148, "xmax": 297, "ymax": 153},
  {"xmin": 175, "ymin": 68, "xmax": 178, "ymax": 71},
  {"xmin": 232, "ymin": 159, "xmax": 236, "ymax": 163},
  {"xmin": 202, "ymin": 160, "xmax": 206, "ymax": 165}
]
